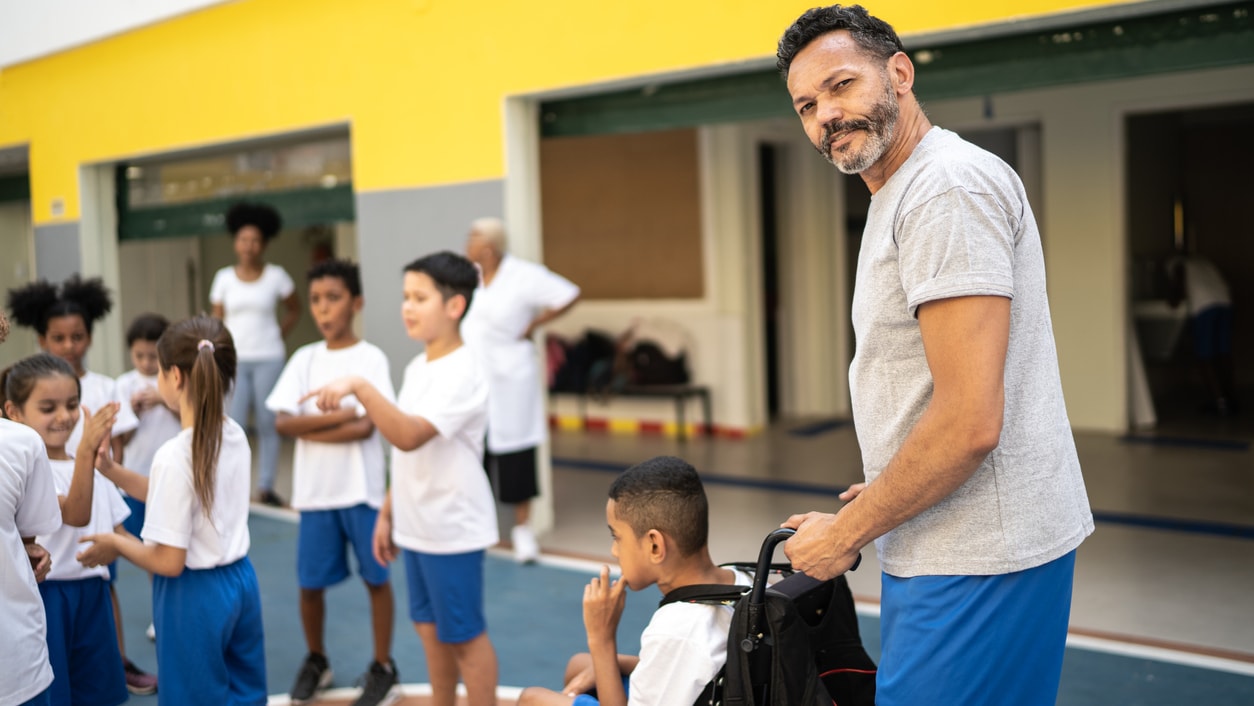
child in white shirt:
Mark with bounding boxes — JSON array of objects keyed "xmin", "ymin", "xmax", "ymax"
[{"xmin": 306, "ymin": 252, "xmax": 500, "ymax": 706}]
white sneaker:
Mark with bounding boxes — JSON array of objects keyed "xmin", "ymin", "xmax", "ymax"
[
  {"xmin": 146, "ymin": 622, "xmax": 156, "ymax": 641},
  {"xmin": 511, "ymin": 525, "xmax": 540, "ymax": 564}
]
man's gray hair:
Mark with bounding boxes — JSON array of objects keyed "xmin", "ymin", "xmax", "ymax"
[{"xmin": 470, "ymin": 217, "xmax": 508, "ymax": 254}]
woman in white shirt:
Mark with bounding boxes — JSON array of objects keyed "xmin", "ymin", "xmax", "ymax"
[
  {"xmin": 210, "ymin": 202, "xmax": 300, "ymax": 506},
  {"xmin": 461, "ymin": 217, "xmax": 580, "ymax": 563}
]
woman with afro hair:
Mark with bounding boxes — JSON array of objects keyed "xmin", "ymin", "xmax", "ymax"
[{"xmin": 210, "ymin": 201, "xmax": 301, "ymax": 507}]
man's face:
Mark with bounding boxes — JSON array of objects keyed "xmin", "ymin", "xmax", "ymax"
[{"xmin": 787, "ymin": 30, "xmax": 900, "ymax": 175}]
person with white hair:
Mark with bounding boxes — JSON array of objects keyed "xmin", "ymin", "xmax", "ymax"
[{"xmin": 462, "ymin": 217, "xmax": 580, "ymax": 563}]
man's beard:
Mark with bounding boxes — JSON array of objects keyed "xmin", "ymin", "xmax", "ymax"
[{"xmin": 817, "ymin": 81, "xmax": 900, "ymax": 175}]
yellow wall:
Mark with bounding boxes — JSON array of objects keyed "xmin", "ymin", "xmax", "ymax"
[{"xmin": 0, "ymin": 0, "xmax": 1142, "ymax": 225}]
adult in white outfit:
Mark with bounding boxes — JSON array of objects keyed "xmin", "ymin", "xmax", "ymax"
[
  {"xmin": 462, "ymin": 217, "xmax": 580, "ymax": 563},
  {"xmin": 210, "ymin": 201, "xmax": 301, "ymax": 506}
]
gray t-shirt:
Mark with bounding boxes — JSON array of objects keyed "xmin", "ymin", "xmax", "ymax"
[{"xmin": 850, "ymin": 127, "xmax": 1093, "ymax": 577}]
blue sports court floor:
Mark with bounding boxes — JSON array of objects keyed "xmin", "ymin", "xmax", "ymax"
[{"xmin": 109, "ymin": 423, "xmax": 1253, "ymax": 704}]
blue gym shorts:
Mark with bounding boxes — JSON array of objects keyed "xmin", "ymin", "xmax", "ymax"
[
  {"xmin": 298, "ymin": 504, "xmax": 389, "ymax": 589},
  {"xmin": 153, "ymin": 557, "xmax": 267, "ymax": 706},
  {"xmin": 39, "ymin": 577, "xmax": 128, "ymax": 706},
  {"xmin": 877, "ymin": 550, "xmax": 1076, "ymax": 706},
  {"xmin": 122, "ymin": 495, "xmax": 146, "ymax": 538},
  {"xmin": 402, "ymin": 548, "xmax": 487, "ymax": 643}
]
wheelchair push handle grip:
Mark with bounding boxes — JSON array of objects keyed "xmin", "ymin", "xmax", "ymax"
[{"xmin": 751, "ymin": 528, "xmax": 863, "ymax": 606}]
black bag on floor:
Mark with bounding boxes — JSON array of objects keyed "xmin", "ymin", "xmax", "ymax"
[{"xmin": 660, "ymin": 529, "xmax": 876, "ymax": 706}]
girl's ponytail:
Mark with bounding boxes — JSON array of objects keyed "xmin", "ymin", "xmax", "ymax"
[{"xmin": 157, "ymin": 317, "xmax": 235, "ymax": 518}]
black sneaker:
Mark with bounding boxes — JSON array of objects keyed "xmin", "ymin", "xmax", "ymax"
[
  {"xmin": 351, "ymin": 659, "xmax": 400, "ymax": 706},
  {"xmin": 290, "ymin": 652, "xmax": 333, "ymax": 704}
]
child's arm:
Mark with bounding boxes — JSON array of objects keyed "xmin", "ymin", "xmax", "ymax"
[
  {"xmin": 583, "ymin": 565, "xmax": 629, "ymax": 706},
  {"xmin": 94, "ymin": 447, "xmax": 149, "ymax": 502},
  {"xmin": 304, "ymin": 376, "xmax": 437, "ymax": 451},
  {"xmin": 274, "ymin": 408, "xmax": 357, "ymax": 437},
  {"xmin": 372, "ymin": 491, "xmax": 398, "ymax": 566},
  {"xmin": 561, "ymin": 654, "xmax": 639, "ymax": 697},
  {"xmin": 76, "ymin": 529, "xmax": 186, "ymax": 577},
  {"xmin": 61, "ymin": 404, "xmax": 118, "ymax": 526},
  {"xmin": 299, "ymin": 417, "xmax": 375, "ymax": 443}
]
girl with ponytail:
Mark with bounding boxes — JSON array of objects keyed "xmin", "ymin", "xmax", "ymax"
[{"xmin": 79, "ymin": 316, "xmax": 267, "ymax": 706}]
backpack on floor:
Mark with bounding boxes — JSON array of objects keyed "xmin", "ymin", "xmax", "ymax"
[{"xmin": 660, "ymin": 529, "xmax": 877, "ymax": 706}]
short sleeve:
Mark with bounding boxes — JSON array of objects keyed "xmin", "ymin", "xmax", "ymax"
[
  {"xmin": 265, "ymin": 349, "xmax": 307, "ymax": 415},
  {"xmin": 141, "ymin": 444, "xmax": 195, "ymax": 549},
  {"xmin": 528, "ymin": 264, "xmax": 580, "ymax": 311},
  {"xmin": 108, "ymin": 378, "xmax": 139, "ymax": 437},
  {"xmin": 409, "ymin": 360, "xmax": 484, "ymax": 439},
  {"xmin": 897, "ymin": 186, "xmax": 1017, "ymax": 317},
  {"xmin": 272, "ymin": 265, "xmax": 296, "ymax": 299},
  {"xmin": 209, "ymin": 268, "xmax": 228, "ymax": 305},
  {"xmin": 15, "ymin": 445, "xmax": 61, "ymax": 537}
]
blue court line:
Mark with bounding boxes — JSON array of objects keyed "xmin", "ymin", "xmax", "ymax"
[
  {"xmin": 1120, "ymin": 434, "xmax": 1250, "ymax": 452},
  {"xmin": 552, "ymin": 457, "xmax": 1254, "ymax": 541}
]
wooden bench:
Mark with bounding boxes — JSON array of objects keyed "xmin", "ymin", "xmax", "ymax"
[{"xmin": 556, "ymin": 384, "xmax": 713, "ymax": 441}]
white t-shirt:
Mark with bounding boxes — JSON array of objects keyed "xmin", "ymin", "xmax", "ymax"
[
  {"xmin": 265, "ymin": 340, "xmax": 395, "ymax": 510},
  {"xmin": 0, "ymin": 419, "xmax": 61, "ymax": 706},
  {"xmin": 209, "ymin": 263, "xmax": 295, "ymax": 362},
  {"xmin": 116, "ymin": 369, "xmax": 183, "ymax": 481},
  {"xmin": 142, "ymin": 419, "xmax": 251, "ymax": 569},
  {"xmin": 39, "ymin": 458, "xmax": 130, "ymax": 582},
  {"xmin": 629, "ymin": 568, "xmax": 752, "ymax": 706},
  {"xmin": 462, "ymin": 254, "xmax": 579, "ymax": 453},
  {"xmin": 1171, "ymin": 255, "xmax": 1232, "ymax": 315},
  {"xmin": 67, "ymin": 370, "xmax": 139, "ymax": 455},
  {"xmin": 390, "ymin": 347, "xmax": 498, "ymax": 554}
]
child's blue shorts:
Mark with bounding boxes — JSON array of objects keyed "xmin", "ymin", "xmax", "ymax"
[
  {"xmin": 153, "ymin": 557, "xmax": 267, "ymax": 706},
  {"xmin": 39, "ymin": 577, "xmax": 128, "ymax": 706},
  {"xmin": 877, "ymin": 550, "xmax": 1076, "ymax": 706},
  {"xmin": 298, "ymin": 504, "xmax": 389, "ymax": 589},
  {"xmin": 122, "ymin": 495, "xmax": 146, "ymax": 538},
  {"xmin": 402, "ymin": 548, "xmax": 486, "ymax": 643}
]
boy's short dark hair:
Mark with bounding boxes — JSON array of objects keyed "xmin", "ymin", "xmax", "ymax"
[
  {"xmin": 609, "ymin": 456, "xmax": 709, "ymax": 557},
  {"xmin": 776, "ymin": 4, "xmax": 905, "ymax": 78},
  {"xmin": 308, "ymin": 258, "xmax": 362, "ymax": 297},
  {"xmin": 126, "ymin": 313, "xmax": 170, "ymax": 347},
  {"xmin": 403, "ymin": 251, "xmax": 478, "ymax": 320}
]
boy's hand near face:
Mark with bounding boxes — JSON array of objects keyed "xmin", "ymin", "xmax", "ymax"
[{"xmin": 583, "ymin": 564, "xmax": 627, "ymax": 644}]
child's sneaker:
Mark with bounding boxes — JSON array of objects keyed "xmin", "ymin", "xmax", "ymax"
[
  {"xmin": 124, "ymin": 659, "xmax": 158, "ymax": 695},
  {"xmin": 352, "ymin": 659, "xmax": 400, "ymax": 706},
  {"xmin": 290, "ymin": 652, "xmax": 333, "ymax": 704},
  {"xmin": 511, "ymin": 524, "xmax": 540, "ymax": 564}
]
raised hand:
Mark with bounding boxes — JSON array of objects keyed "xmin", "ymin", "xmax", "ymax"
[
  {"xmin": 582, "ymin": 564, "xmax": 627, "ymax": 644},
  {"xmin": 77, "ymin": 403, "xmax": 118, "ymax": 458}
]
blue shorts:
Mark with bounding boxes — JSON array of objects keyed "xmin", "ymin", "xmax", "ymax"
[
  {"xmin": 39, "ymin": 577, "xmax": 128, "ymax": 706},
  {"xmin": 153, "ymin": 557, "xmax": 267, "ymax": 706},
  {"xmin": 403, "ymin": 548, "xmax": 487, "ymax": 643},
  {"xmin": 1192, "ymin": 305, "xmax": 1232, "ymax": 360},
  {"xmin": 122, "ymin": 495, "xmax": 146, "ymax": 538},
  {"xmin": 572, "ymin": 675, "xmax": 631, "ymax": 706},
  {"xmin": 298, "ymin": 504, "xmax": 390, "ymax": 589},
  {"xmin": 877, "ymin": 550, "xmax": 1076, "ymax": 706},
  {"xmin": 17, "ymin": 688, "xmax": 51, "ymax": 706}
]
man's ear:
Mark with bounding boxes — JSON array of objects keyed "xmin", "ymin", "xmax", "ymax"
[
  {"xmin": 646, "ymin": 528, "xmax": 667, "ymax": 564},
  {"xmin": 888, "ymin": 51, "xmax": 915, "ymax": 96},
  {"xmin": 353, "ymin": 295, "xmax": 364, "ymax": 313}
]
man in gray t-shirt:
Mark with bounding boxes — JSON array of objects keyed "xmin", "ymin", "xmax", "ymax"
[{"xmin": 776, "ymin": 6, "xmax": 1093, "ymax": 705}]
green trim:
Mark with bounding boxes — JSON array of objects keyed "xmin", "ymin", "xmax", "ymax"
[
  {"xmin": 0, "ymin": 173, "xmax": 30, "ymax": 203},
  {"xmin": 540, "ymin": 2, "xmax": 1254, "ymax": 137},
  {"xmin": 116, "ymin": 177, "xmax": 356, "ymax": 241}
]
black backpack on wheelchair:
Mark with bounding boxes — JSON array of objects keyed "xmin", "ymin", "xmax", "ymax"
[{"xmin": 660, "ymin": 529, "xmax": 877, "ymax": 706}]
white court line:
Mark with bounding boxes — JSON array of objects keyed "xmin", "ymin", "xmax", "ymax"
[
  {"xmin": 267, "ymin": 683, "xmax": 524, "ymax": 705},
  {"xmin": 251, "ymin": 513, "xmax": 1254, "ymax": 678}
]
